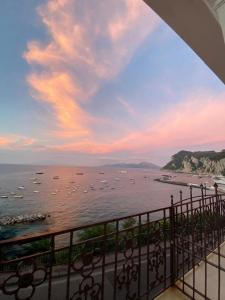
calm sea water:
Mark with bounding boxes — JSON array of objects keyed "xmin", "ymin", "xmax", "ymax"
[{"xmin": 0, "ymin": 164, "xmax": 212, "ymax": 238}]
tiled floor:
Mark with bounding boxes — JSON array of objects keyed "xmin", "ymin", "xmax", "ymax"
[{"xmin": 155, "ymin": 286, "xmax": 189, "ymax": 299}]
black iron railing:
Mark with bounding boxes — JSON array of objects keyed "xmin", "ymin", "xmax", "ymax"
[
  {"xmin": 0, "ymin": 206, "xmax": 173, "ymax": 300},
  {"xmin": 0, "ymin": 186, "xmax": 225, "ymax": 300},
  {"xmin": 173, "ymin": 186, "xmax": 225, "ymax": 300}
]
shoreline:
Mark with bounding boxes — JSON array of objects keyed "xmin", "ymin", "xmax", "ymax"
[{"xmin": 154, "ymin": 178, "xmax": 213, "ymax": 190}]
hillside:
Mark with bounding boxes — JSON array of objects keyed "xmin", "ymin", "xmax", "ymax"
[
  {"xmin": 163, "ymin": 150, "xmax": 225, "ymax": 175},
  {"xmin": 105, "ymin": 162, "xmax": 160, "ymax": 169}
]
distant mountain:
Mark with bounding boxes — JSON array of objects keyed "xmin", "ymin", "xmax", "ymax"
[
  {"xmin": 163, "ymin": 150, "xmax": 225, "ymax": 175},
  {"xmin": 105, "ymin": 162, "xmax": 160, "ymax": 169}
]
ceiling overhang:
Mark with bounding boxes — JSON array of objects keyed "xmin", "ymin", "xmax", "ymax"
[{"xmin": 144, "ymin": 0, "xmax": 225, "ymax": 84}]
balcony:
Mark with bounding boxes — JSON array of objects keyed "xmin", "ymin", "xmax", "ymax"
[{"xmin": 0, "ymin": 186, "xmax": 225, "ymax": 299}]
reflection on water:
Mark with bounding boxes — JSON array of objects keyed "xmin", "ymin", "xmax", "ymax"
[{"xmin": 0, "ymin": 165, "xmax": 212, "ymax": 237}]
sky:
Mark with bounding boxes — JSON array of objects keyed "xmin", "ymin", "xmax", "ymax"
[{"xmin": 0, "ymin": 0, "xmax": 225, "ymax": 166}]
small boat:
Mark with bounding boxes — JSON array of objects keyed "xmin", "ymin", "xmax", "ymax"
[
  {"xmin": 53, "ymin": 176, "xmax": 59, "ymax": 179},
  {"xmin": 17, "ymin": 186, "xmax": 25, "ymax": 190},
  {"xmin": 33, "ymin": 190, "xmax": 39, "ymax": 193},
  {"xmin": 119, "ymin": 170, "xmax": 127, "ymax": 174},
  {"xmin": 161, "ymin": 175, "xmax": 172, "ymax": 181},
  {"xmin": 83, "ymin": 190, "xmax": 88, "ymax": 193},
  {"xmin": 51, "ymin": 192, "xmax": 57, "ymax": 195},
  {"xmin": 33, "ymin": 181, "xmax": 42, "ymax": 185},
  {"xmin": 1, "ymin": 195, "xmax": 8, "ymax": 198},
  {"xmin": 76, "ymin": 172, "xmax": 84, "ymax": 175},
  {"xmin": 36, "ymin": 172, "xmax": 44, "ymax": 175},
  {"xmin": 10, "ymin": 192, "xmax": 16, "ymax": 195},
  {"xmin": 14, "ymin": 195, "xmax": 23, "ymax": 198}
]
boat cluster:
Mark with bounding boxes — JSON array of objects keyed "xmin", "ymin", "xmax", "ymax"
[{"xmin": 0, "ymin": 213, "xmax": 48, "ymax": 226}]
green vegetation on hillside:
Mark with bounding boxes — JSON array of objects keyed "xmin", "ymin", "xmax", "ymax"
[{"xmin": 163, "ymin": 150, "xmax": 225, "ymax": 172}]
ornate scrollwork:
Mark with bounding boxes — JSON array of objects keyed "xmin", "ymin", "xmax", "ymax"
[
  {"xmin": 148, "ymin": 221, "xmax": 164, "ymax": 289},
  {"xmin": 70, "ymin": 248, "xmax": 102, "ymax": 300},
  {"xmin": 116, "ymin": 230, "xmax": 139, "ymax": 300},
  {"xmin": 1, "ymin": 259, "xmax": 47, "ymax": 300}
]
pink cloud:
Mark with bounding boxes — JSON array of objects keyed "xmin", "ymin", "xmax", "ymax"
[
  {"xmin": 45, "ymin": 91, "xmax": 225, "ymax": 154},
  {"xmin": 0, "ymin": 135, "xmax": 36, "ymax": 150},
  {"xmin": 24, "ymin": 0, "xmax": 159, "ymax": 138}
]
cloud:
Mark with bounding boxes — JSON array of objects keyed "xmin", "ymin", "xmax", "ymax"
[
  {"xmin": 24, "ymin": 0, "xmax": 159, "ymax": 138},
  {"xmin": 45, "ymin": 90, "xmax": 225, "ymax": 154},
  {"xmin": 117, "ymin": 97, "xmax": 137, "ymax": 117},
  {"xmin": 0, "ymin": 135, "xmax": 36, "ymax": 150}
]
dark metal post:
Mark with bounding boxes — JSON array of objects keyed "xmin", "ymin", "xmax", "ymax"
[
  {"xmin": 190, "ymin": 185, "xmax": 195, "ymax": 299},
  {"xmin": 170, "ymin": 195, "xmax": 175, "ymax": 286},
  {"xmin": 180, "ymin": 190, "xmax": 183, "ymax": 203},
  {"xmin": 200, "ymin": 184, "xmax": 204, "ymax": 203},
  {"xmin": 214, "ymin": 182, "xmax": 221, "ymax": 299}
]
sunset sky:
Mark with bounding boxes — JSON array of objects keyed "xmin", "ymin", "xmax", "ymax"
[{"xmin": 0, "ymin": 0, "xmax": 225, "ymax": 166}]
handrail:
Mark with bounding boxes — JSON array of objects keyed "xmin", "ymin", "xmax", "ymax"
[{"xmin": 0, "ymin": 205, "xmax": 170, "ymax": 246}]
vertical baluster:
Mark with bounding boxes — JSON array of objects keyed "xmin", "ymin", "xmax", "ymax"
[
  {"xmin": 101, "ymin": 223, "xmax": 107, "ymax": 300},
  {"xmin": 186, "ymin": 202, "xmax": 190, "ymax": 272},
  {"xmin": 214, "ymin": 183, "xmax": 221, "ymax": 300},
  {"xmin": 113, "ymin": 220, "xmax": 119, "ymax": 300},
  {"xmin": 48, "ymin": 235, "xmax": 55, "ymax": 300},
  {"xmin": 190, "ymin": 186, "xmax": 195, "ymax": 299},
  {"xmin": 180, "ymin": 190, "xmax": 182, "ymax": 203},
  {"xmin": 200, "ymin": 184, "xmax": 204, "ymax": 258},
  {"xmin": 175, "ymin": 205, "xmax": 179, "ymax": 279},
  {"xmin": 163, "ymin": 209, "xmax": 167, "ymax": 291},
  {"xmin": 66, "ymin": 231, "xmax": 73, "ymax": 300},
  {"xmin": 146, "ymin": 212, "xmax": 150, "ymax": 300},
  {"xmin": 138, "ymin": 215, "xmax": 141, "ymax": 298},
  {"xmin": 180, "ymin": 196, "xmax": 185, "ymax": 293},
  {"xmin": 203, "ymin": 187, "xmax": 208, "ymax": 298},
  {"xmin": 170, "ymin": 195, "xmax": 175, "ymax": 286}
]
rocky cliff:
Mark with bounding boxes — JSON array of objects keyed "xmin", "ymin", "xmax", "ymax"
[{"xmin": 163, "ymin": 150, "xmax": 225, "ymax": 175}]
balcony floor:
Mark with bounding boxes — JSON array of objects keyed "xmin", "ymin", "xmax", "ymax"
[
  {"xmin": 175, "ymin": 241, "xmax": 225, "ymax": 300},
  {"xmin": 155, "ymin": 286, "xmax": 189, "ymax": 299}
]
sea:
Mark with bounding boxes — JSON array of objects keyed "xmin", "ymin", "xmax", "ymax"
[{"xmin": 0, "ymin": 164, "xmax": 213, "ymax": 239}]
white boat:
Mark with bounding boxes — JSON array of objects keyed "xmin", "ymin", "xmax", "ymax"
[
  {"xmin": 1, "ymin": 195, "xmax": 8, "ymax": 198},
  {"xmin": 161, "ymin": 174, "xmax": 172, "ymax": 181},
  {"xmin": 33, "ymin": 190, "xmax": 39, "ymax": 193},
  {"xmin": 17, "ymin": 186, "xmax": 25, "ymax": 190},
  {"xmin": 119, "ymin": 170, "xmax": 127, "ymax": 174},
  {"xmin": 14, "ymin": 195, "xmax": 23, "ymax": 198}
]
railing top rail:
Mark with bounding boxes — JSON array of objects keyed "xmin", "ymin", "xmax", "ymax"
[
  {"xmin": 173, "ymin": 191, "xmax": 225, "ymax": 206},
  {"xmin": 0, "ymin": 205, "xmax": 171, "ymax": 246}
]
